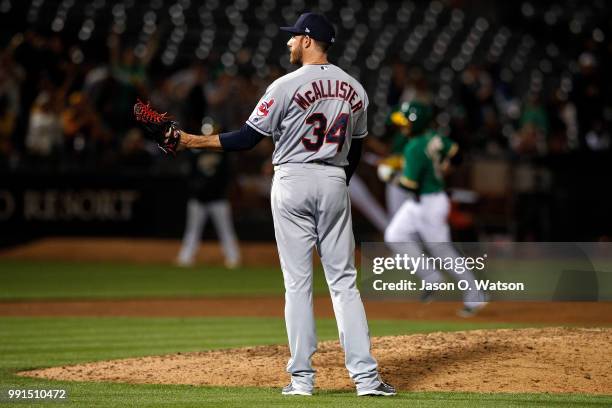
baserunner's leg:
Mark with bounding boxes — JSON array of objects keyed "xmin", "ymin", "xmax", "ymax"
[
  {"xmin": 419, "ymin": 193, "xmax": 486, "ymax": 307},
  {"xmin": 384, "ymin": 200, "xmax": 446, "ymax": 285}
]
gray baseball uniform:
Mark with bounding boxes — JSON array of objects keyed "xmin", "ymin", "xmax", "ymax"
[{"xmin": 247, "ymin": 64, "xmax": 381, "ymax": 392}]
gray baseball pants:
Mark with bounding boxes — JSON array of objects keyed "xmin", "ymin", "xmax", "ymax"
[{"xmin": 271, "ymin": 162, "xmax": 380, "ymax": 393}]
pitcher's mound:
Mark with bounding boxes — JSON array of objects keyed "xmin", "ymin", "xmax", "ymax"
[{"xmin": 20, "ymin": 327, "xmax": 612, "ymax": 394}]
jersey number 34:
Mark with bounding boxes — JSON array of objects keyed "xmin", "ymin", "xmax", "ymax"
[{"xmin": 302, "ymin": 112, "xmax": 348, "ymax": 152}]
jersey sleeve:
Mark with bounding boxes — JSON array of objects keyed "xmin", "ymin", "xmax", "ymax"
[
  {"xmin": 246, "ymin": 81, "xmax": 285, "ymax": 137},
  {"xmin": 352, "ymin": 93, "xmax": 369, "ymax": 139},
  {"xmin": 401, "ymin": 141, "xmax": 423, "ymax": 189},
  {"xmin": 441, "ymin": 136, "xmax": 459, "ymax": 159}
]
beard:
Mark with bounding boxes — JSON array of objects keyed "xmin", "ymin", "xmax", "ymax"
[{"xmin": 289, "ymin": 43, "xmax": 303, "ymax": 65}]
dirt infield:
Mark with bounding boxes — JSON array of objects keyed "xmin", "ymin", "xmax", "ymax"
[
  {"xmin": 5, "ymin": 239, "xmax": 612, "ymax": 395},
  {"xmin": 2, "ymin": 237, "xmax": 611, "ymax": 324},
  {"xmin": 20, "ymin": 327, "xmax": 612, "ymax": 395},
  {"xmin": 0, "ymin": 238, "xmax": 280, "ymax": 266},
  {"xmin": 2, "ymin": 297, "xmax": 612, "ymax": 325}
]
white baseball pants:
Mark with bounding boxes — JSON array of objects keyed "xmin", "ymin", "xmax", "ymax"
[
  {"xmin": 177, "ymin": 198, "xmax": 240, "ymax": 267},
  {"xmin": 385, "ymin": 192, "xmax": 485, "ymax": 307},
  {"xmin": 271, "ymin": 163, "xmax": 380, "ymax": 393}
]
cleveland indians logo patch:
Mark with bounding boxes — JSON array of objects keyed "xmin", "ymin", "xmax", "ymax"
[{"xmin": 257, "ymin": 98, "xmax": 275, "ymax": 116}]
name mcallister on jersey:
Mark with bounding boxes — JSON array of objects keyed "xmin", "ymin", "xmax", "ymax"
[{"xmin": 293, "ymin": 80, "xmax": 364, "ymax": 113}]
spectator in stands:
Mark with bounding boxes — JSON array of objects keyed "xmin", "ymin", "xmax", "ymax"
[
  {"xmin": 460, "ymin": 64, "xmax": 495, "ymax": 132},
  {"xmin": 119, "ymin": 128, "xmax": 155, "ymax": 168},
  {"xmin": 399, "ymin": 67, "xmax": 433, "ymax": 105},
  {"xmin": 571, "ymin": 52, "xmax": 604, "ymax": 149},
  {"xmin": 159, "ymin": 63, "xmax": 208, "ymax": 124},
  {"xmin": 61, "ymin": 91, "xmax": 112, "ymax": 161},
  {"xmin": 547, "ymin": 88, "xmax": 578, "ymax": 153},
  {"xmin": 24, "ymin": 91, "xmax": 63, "ymax": 159},
  {"xmin": 512, "ymin": 93, "xmax": 549, "ymax": 156},
  {"xmin": 108, "ymin": 32, "xmax": 157, "ymax": 88},
  {"xmin": 105, "ymin": 33, "xmax": 157, "ymax": 135},
  {"xmin": 475, "ymin": 107, "xmax": 504, "ymax": 154},
  {"xmin": 387, "ymin": 60, "xmax": 408, "ymax": 106},
  {"xmin": 520, "ymin": 93, "xmax": 549, "ymax": 136},
  {"xmin": 0, "ymin": 52, "xmax": 22, "ymax": 159},
  {"xmin": 182, "ymin": 65, "xmax": 208, "ymax": 131},
  {"xmin": 205, "ymin": 70, "xmax": 236, "ymax": 130}
]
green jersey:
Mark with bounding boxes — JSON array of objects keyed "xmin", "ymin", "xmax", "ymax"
[
  {"xmin": 390, "ymin": 131, "xmax": 409, "ymax": 154},
  {"xmin": 401, "ymin": 129, "xmax": 458, "ymax": 195}
]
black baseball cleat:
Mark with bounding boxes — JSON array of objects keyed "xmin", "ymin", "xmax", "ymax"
[
  {"xmin": 357, "ymin": 381, "xmax": 397, "ymax": 396},
  {"xmin": 281, "ymin": 383, "xmax": 312, "ymax": 396}
]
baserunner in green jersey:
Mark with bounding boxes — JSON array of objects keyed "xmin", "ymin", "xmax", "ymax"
[
  {"xmin": 377, "ymin": 101, "xmax": 440, "ymax": 215},
  {"xmin": 387, "ymin": 101, "xmax": 457, "ymax": 195},
  {"xmin": 384, "ymin": 101, "xmax": 487, "ymax": 317},
  {"xmin": 400, "ymin": 128, "xmax": 458, "ymax": 195}
]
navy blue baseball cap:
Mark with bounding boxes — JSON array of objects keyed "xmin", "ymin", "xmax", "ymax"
[{"xmin": 280, "ymin": 12, "xmax": 335, "ymax": 44}]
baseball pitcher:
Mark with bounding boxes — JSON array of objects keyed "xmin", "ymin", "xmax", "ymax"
[{"xmin": 135, "ymin": 12, "xmax": 395, "ymax": 396}]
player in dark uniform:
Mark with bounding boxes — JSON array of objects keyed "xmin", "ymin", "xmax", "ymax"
[{"xmin": 176, "ymin": 146, "xmax": 241, "ymax": 268}]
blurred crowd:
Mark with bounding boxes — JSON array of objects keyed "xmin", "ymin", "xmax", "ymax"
[
  {"xmin": 1, "ymin": 25, "xmax": 611, "ymax": 240},
  {"xmin": 0, "ymin": 31, "xmax": 280, "ymax": 172},
  {"xmin": 387, "ymin": 51, "xmax": 611, "ymax": 159},
  {"xmin": 1, "ymin": 29, "xmax": 611, "ymax": 173}
]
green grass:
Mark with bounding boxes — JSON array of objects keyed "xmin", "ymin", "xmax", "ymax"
[
  {"xmin": 0, "ymin": 260, "xmax": 321, "ymax": 299},
  {"xmin": 3, "ymin": 259, "xmax": 611, "ymax": 302},
  {"xmin": 0, "ymin": 260, "xmax": 610, "ymax": 406},
  {"xmin": 0, "ymin": 317, "xmax": 609, "ymax": 407},
  {"xmin": 0, "ymin": 260, "xmax": 277, "ymax": 299}
]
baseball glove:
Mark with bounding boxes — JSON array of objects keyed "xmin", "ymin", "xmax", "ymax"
[{"xmin": 133, "ymin": 99, "xmax": 181, "ymax": 155}]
